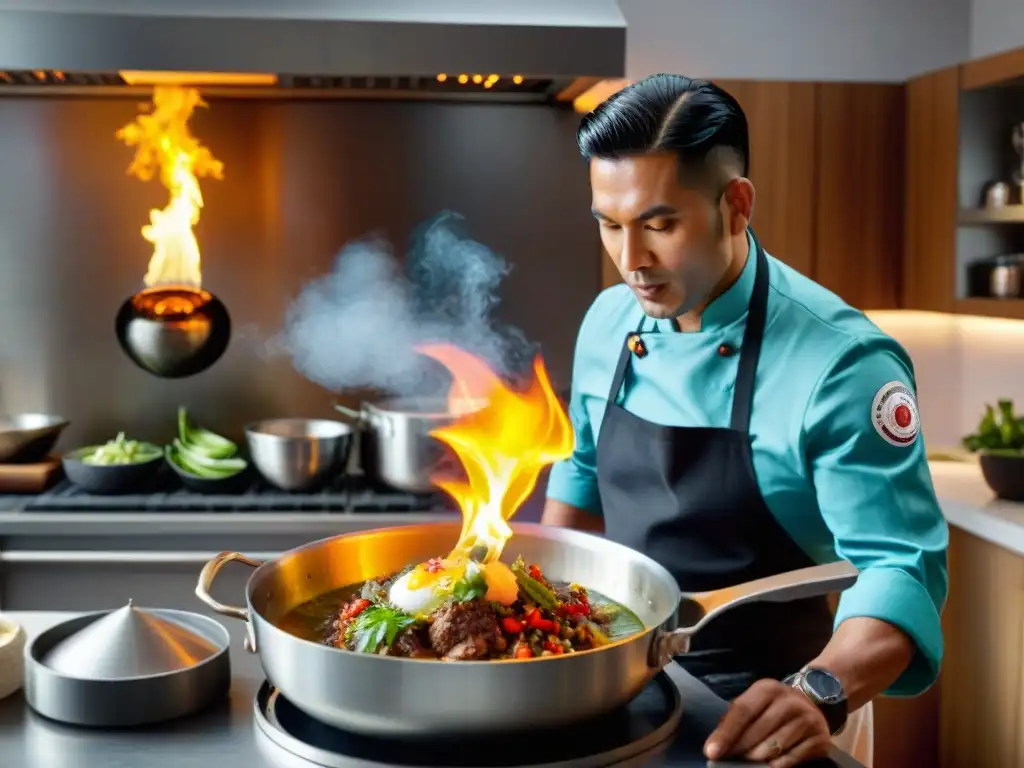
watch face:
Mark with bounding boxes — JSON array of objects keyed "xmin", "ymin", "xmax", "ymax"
[{"xmin": 805, "ymin": 669, "xmax": 844, "ymax": 702}]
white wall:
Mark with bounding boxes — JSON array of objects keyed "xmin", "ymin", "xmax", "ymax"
[
  {"xmin": 620, "ymin": 0, "xmax": 970, "ymax": 83},
  {"xmin": 970, "ymin": 0, "xmax": 1024, "ymax": 59}
]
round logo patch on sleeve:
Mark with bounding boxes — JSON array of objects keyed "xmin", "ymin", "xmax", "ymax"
[{"xmin": 871, "ymin": 381, "xmax": 920, "ymax": 446}]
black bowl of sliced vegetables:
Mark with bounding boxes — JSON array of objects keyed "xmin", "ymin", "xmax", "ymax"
[
  {"xmin": 165, "ymin": 408, "xmax": 251, "ymax": 493},
  {"xmin": 63, "ymin": 433, "xmax": 164, "ymax": 494}
]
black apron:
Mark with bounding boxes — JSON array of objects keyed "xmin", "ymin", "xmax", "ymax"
[{"xmin": 595, "ymin": 231, "xmax": 833, "ymax": 701}]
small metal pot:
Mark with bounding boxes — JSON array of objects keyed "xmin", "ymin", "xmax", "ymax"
[
  {"xmin": 334, "ymin": 397, "xmax": 482, "ymax": 493},
  {"xmin": 967, "ymin": 254, "xmax": 1024, "ymax": 299},
  {"xmin": 24, "ymin": 602, "xmax": 230, "ymax": 727}
]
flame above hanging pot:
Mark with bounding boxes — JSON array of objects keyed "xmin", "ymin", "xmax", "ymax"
[{"xmin": 113, "ymin": 86, "xmax": 230, "ymax": 378}]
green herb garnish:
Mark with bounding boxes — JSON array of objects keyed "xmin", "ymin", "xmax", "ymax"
[
  {"xmin": 963, "ymin": 400, "xmax": 1024, "ymax": 454},
  {"xmin": 345, "ymin": 605, "xmax": 417, "ymax": 654},
  {"xmin": 452, "ymin": 569, "xmax": 488, "ymax": 603},
  {"xmin": 511, "ymin": 556, "xmax": 558, "ymax": 611}
]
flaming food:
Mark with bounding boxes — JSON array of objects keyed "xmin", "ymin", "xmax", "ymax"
[{"xmin": 306, "ymin": 344, "xmax": 642, "ymax": 660}]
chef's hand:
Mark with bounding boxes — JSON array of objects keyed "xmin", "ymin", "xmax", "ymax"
[{"xmin": 703, "ymin": 679, "xmax": 831, "ymax": 767}]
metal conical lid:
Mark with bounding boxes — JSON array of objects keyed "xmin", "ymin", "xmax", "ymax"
[{"xmin": 42, "ymin": 600, "xmax": 221, "ymax": 680}]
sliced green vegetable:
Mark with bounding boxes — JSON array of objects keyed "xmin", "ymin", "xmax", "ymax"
[
  {"xmin": 178, "ymin": 407, "xmax": 238, "ymax": 459},
  {"xmin": 345, "ymin": 605, "xmax": 418, "ymax": 653},
  {"xmin": 173, "ymin": 439, "xmax": 246, "ymax": 472},
  {"xmin": 81, "ymin": 433, "xmax": 161, "ymax": 466},
  {"xmin": 511, "ymin": 556, "xmax": 558, "ymax": 611},
  {"xmin": 168, "ymin": 408, "xmax": 248, "ymax": 479},
  {"xmin": 167, "ymin": 445, "xmax": 242, "ymax": 479}
]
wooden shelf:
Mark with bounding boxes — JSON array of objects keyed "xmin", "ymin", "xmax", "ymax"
[
  {"xmin": 958, "ymin": 207, "xmax": 1024, "ymax": 225},
  {"xmin": 956, "ymin": 298, "xmax": 1024, "ymax": 319}
]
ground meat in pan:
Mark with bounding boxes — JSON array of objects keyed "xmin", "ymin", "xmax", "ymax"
[{"xmin": 428, "ymin": 601, "xmax": 501, "ymax": 661}]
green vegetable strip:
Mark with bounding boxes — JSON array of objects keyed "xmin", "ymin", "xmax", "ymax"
[
  {"xmin": 170, "ymin": 408, "xmax": 248, "ymax": 478},
  {"xmin": 511, "ymin": 564, "xmax": 558, "ymax": 611},
  {"xmin": 178, "ymin": 407, "xmax": 239, "ymax": 459}
]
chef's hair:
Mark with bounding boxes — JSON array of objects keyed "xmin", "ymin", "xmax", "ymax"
[{"xmin": 577, "ymin": 74, "xmax": 749, "ymax": 186}]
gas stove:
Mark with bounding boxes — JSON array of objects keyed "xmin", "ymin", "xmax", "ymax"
[
  {"xmin": 253, "ymin": 673, "xmax": 683, "ymax": 768},
  {"xmin": 0, "ymin": 474, "xmax": 446, "ymax": 514}
]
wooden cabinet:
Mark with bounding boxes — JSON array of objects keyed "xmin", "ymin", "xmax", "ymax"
[
  {"xmin": 814, "ymin": 83, "xmax": 905, "ymax": 310},
  {"xmin": 903, "ymin": 67, "xmax": 959, "ymax": 313},
  {"xmin": 939, "ymin": 526, "xmax": 1024, "ymax": 767},
  {"xmin": 716, "ymin": 81, "xmax": 819, "ymax": 278}
]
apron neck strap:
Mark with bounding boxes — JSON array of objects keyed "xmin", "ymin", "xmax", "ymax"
[
  {"xmin": 605, "ymin": 228, "xmax": 770, "ymax": 432},
  {"xmin": 729, "ymin": 229, "xmax": 770, "ymax": 432}
]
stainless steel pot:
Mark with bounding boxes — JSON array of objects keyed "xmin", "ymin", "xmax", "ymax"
[
  {"xmin": 195, "ymin": 521, "xmax": 857, "ymax": 737},
  {"xmin": 334, "ymin": 397, "xmax": 481, "ymax": 493}
]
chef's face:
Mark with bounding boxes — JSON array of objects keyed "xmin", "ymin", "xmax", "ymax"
[{"xmin": 590, "ymin": 152, "xmax": 750, "ymax": 319}]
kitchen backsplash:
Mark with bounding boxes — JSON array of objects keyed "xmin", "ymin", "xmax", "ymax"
[
  {"xmin": 0, "ymin": 97, "xmax": 599, "ymax": 447},
  {"xmin": 867, "ymin": 310, "xmax": 1024, "ymax": 449}
]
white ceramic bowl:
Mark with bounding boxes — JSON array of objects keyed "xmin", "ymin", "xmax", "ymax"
[{"xmin": 0, "ymin": 615, "xmax": 26, "ymax": 700}]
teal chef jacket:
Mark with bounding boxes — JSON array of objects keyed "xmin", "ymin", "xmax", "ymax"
[{"xmin": 547, "ymin": 236, "xmax": 949, "ymax": 697}]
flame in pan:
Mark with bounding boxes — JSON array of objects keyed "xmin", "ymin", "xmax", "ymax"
[
  {"xmin": 415, "ymin": 344, "xmax": 574, "ymax": 563},
  {"xmin": 116, "ymin": 85, "xmax": 224, "ymax": 289}
]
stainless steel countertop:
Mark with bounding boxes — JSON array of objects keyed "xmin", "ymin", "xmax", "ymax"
[{"xmin": 0, "ymin": 612, "xmax": 864, "ymax": 768}]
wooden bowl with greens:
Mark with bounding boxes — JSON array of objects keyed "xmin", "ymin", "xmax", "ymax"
[
  {"xmin": 63, "ymin": 433, "xmax": 163, "ymax": 494},
  {"xmin": 165, "ymin": 408, "xmax": 251, "ymax": 493},
  {"xmin": 963, "ymin": 400, "xmax": 1024, "ymax": 502}
]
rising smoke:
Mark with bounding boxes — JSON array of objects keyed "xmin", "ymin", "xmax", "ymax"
[{"xmin": 274, "ymin": 211, "xmax": 535, "ymax": 397}]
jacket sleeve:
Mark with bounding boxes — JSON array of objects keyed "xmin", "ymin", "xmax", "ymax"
[
  {"xmin": 803, "ymin": 334, "xmax": 949, "ymax": 696},
  {"xmin": 546, "ymin": 309, "xmax": 603, "ymax": 515}
]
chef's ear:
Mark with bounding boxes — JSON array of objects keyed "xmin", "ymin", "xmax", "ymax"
[{"xmin": 721, "ymin": 177, "xmax": 755, "ymax": 236}]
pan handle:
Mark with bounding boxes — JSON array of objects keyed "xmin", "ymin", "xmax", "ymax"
[
  {"xmin": 195, "ymin": 551, "xmax": 264, "ymax": 653},
  {"xmin": 648, "ymin": 559, "xmax": 859, "ymax": 669},
  {"xmin": 332, "ymin": 402, "xmax": 365, "ymax": 423}
]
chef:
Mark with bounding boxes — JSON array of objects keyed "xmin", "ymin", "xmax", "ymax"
[{"xmin": 542, "ymin": 74, "xmax": 948, "ymax": 767}]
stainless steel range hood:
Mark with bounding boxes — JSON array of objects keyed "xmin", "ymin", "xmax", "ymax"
[{"xmin": 0, "ymin": 0, "xmax": 626, "ymax": 103}]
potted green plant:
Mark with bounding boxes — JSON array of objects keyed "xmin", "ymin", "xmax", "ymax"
[{"xmin": 962, "ymin": 400, "xmax": 1024, "ymax": 501}]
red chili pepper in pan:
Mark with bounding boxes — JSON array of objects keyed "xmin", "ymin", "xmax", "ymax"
[
  {"xmin": 525, "ymin": 608, "xmax": 555, "ymax": 633},
  {"xmin": 556, "ymin": 602, "xmax": 590, "ymax": 618},
  {"xmin": 342, "ymin": 598, "xmax": 371, "ymax": 620},
  {"xmin": 543, "ymin": 640, "xmax": 565, "ymax": 655},
  {"xmin": 501, "ymin": 617, "xmax": 525, "ymax": 635},
  {"xmin": 528, "ymin": 564, "xmax": 543, "ymax": 580}
]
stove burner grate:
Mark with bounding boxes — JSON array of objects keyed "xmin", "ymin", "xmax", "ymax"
[{"xmin": 253, "ymin": 674, "xmax": 682, "ymax": 768}]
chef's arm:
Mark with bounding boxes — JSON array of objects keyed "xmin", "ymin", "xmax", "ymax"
[
  {"xmin": 544, "ymin": 363, "xmax": 604, "ymax": 532},
  {"xmin": 802, "ymin": 336, "xmax": 948, "ymax": 704},
  {"xmin": 806, "ymin": 617, "xmax": 915, "ymax": 711},
  {"xmin": 542, "ymin": 499, "xmax": 605, "ymax": 533},
  {"xmin": 544, "ymin": 404, "xmax": 605, "ymax": 532}
]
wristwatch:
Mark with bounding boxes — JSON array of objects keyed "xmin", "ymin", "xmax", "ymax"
[{"xmin": 783, "ymin": 667, "xmax": 848, "ymax": 736}]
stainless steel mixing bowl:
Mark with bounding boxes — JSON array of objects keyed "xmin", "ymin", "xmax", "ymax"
[
  {"xmin": 0, "ymin": 414, "xmax": 70, "ymax": 463},
  {"xmin": 244, "ymin": 419, "xmax": 354, "ymax": 491}
]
